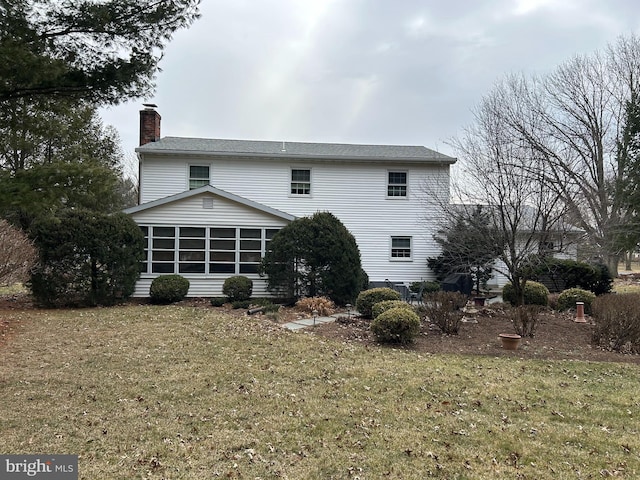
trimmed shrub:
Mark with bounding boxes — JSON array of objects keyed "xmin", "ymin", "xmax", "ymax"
[
  {"xmin": 592, "ymin": 293, "xmax": 640, "ymax": 353},
  {"xmin": 150, "ymin": 275, "xmax": 190, "ymax": 304},
  {"xmin": 210, "ymin": 297, "xmax": 226, "ymax": 307},
  {"xmin": 231, "ymin": 300, "xmax": 251, "ymax": 309},
  {"xmin": 28, "ymin": 210, "xmax": 144, "ymax": 307},
  {"xmin": 223, "ymin": 275, "xmax": 253, "ymax": 302},
  {"xmin": 502, "ymin": 281, "xmax": 549, "ymax": 306},
  {"xmin": 372, "ymin": 300, "xmax": 414, "ymax": 319},
  {"xmin": 355, "ymin": 287, "xmax": 401, "ymax": 319},
  {"xmin": 295, "ymin": 296, "xmax": 336, "ymax": 316},
  {"xmin": 557, "ymin": 288, "xmax": 596, "ymax": 314},
  {"xmin": 371, "ymin": 307, "xmax": 421, "ymax": 344},
  {"xmin": 423, "ymin": 291, "xmax": 467, "ymax": 335}
]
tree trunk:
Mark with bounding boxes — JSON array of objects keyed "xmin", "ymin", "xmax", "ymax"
[
  {"xmin": 606, "ymin": 254, "xmax": 619, "ymax": 278},
  {"xmin": 625, "ymin": 251, "xmax": 632, "ymax": 271}
]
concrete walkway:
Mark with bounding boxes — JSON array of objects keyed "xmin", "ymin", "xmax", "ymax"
[{"xmin": 283, "ymin": 313, "xmax": 352, "ymax": 331}]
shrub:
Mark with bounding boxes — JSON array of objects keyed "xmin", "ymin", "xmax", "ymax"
[
  {"xmin": 592, "ymin": 293, "xmax": 640, "ymax": 353},
  {"xmin": 370, "ymin": 307, "xmax": 421, "ymax": 344},
  {"xmin": 0, "ymin": 219, "xmax": 37, "ymax": 286},
  {"xmin": 210, "ymin": 297, "xmax": 226, "ymax": 307},
  {"xmin": 372, "ymin": 300, "xmax": 414, "ymax": 319},
  {"xmin": 409, "ymin": 281, "xmax": 440, "ymax": 294},
  {"xmin": 531, "ymin": 258, "xmax": 612, "ymax": 294},
  {"xmin": 231, "ymin": 300, "xmax": 251, "ymax": 309},
  {"xmin": 295, "ymin": 296, "xmax": 336, "ymax": 316},
  {"xmin": 355, "ymin": 287, "xmax": 401, "ymax": 319},
  {"xmin": 502, "ymin": 281, "xmax": 549, "ymax": 306},
  {"xmin": 557, "ymin": 288, "xmax": 596, "ymax": 314},
  {"xmin": 28, "ymin": 210, "xmax": 144, "ymax": 307},
  {"xmin": 261, "ymin": 212, "xmax": 364, "ymax": 305},
  {"xmin": 150, "ymin": 275, "xmax": 190, "ymax": 304},
  {"xmin": 511, "ymin": 305, "xmax": 542, "ymax": 337},
  {"xmin": 423, "ymin": 291, "xmax": 467, "ymax": 335},
  {"xmin": 223, "ymin": 275, "xmax": 253, "ymax": 302}
]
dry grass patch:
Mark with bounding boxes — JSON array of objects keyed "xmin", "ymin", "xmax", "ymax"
[{"xmin": 1, "ymin": 305, "xmax": 639, "ymax": 479}]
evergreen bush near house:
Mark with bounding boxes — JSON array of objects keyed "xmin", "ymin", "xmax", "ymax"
[
  {"xmin": 149, "ymin": 275, "xmax": 190, "ymax": 304},
  {"xmin": 231, "ymin": 300, "xmax": 251, "ymax": 309},
  {"xmin": 210, "ymin": 297, "xmax": 226, "ymax": 307},
  {"xmin": 370, "ymin": 307, "xmax": 421, "ymax": 344},
  {"xmin": 28, "ymin": 210, "xmax": 144, "ymax": 307},
  {"xmin": 371, "ymin": 300, "xmax": 414, "ymax": 319},
  {"xmin": 261, "ymin": 212, "xmax": 364, "ymax": 305},
  {"xmin": 502, "ymin": 281, "xmax": 549, "ymax": 306},
  {"xmin": 557, "ymin": 288, "xmax": 597, "ymax": 314},
  {"xmin": 222, "ymin": 275, "xmax": 253, "ymax": 302},
  {"xmin": 355, "ymin": 287, "xmax": 402, "ymax": 319}
]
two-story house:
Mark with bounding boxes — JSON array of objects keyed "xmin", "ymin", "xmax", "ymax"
[{"xmin": 124, "ymin": 105, "xmax": 457, "ymax": 297}]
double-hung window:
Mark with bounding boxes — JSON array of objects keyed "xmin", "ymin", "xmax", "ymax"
[
  {"xmin": 291, "ymin": 169, "xmax": 311, "ymax": 195},
  {"xmin": 391, "ymin": 236, "xmax": 412, "ymax": 260},
  {"xmin": 387, "ymin": 171, "xmax": 407, "ymax": 197},
  {"xmin": 189, "ymin": 165, "xmax": 210, "ymax": 189}
]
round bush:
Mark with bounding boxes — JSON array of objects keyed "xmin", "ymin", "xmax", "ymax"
[
  {"xmin": 355, "ymin": 287, "xmax": 401, "ymax": 319},
  {"xmin": 502, "ymin": 281, "xmax": 549, "ymax": 306},
  {"xmin": 150, "ymin": 275, "xmax": 190, "ymax": 304},
  {"xmin": 370, "ymin": 307, "xmax": 421, "ymax": 344},
  {"xmin": 223, "ymin": 275, "xmax": 253, "ymax": 302},
  {"xmin": 557, "ymin": 288, "xmax": 596, "ymax": 314},
  {"xmin": 372, "ymin": 300, "xmax": 414, "ymax": 319}
]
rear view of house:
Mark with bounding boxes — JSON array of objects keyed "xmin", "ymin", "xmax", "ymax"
[{"xmin": 124, "ymin": 105, "xmax": 456, "ymax": 297}]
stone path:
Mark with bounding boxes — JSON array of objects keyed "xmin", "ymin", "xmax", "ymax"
[{"xmin": 282, "ymin": 313, "xmax": 353, "ymax": 331}]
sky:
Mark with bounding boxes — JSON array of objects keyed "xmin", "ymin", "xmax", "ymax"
[{"xmin": 99, "ymin": 0, "xmax": 640, "ymax": 172}]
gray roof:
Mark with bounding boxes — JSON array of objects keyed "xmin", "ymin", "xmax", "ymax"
[{"xmin": 136, "ymin": 136, "xmax": 456, "ymax": 164}]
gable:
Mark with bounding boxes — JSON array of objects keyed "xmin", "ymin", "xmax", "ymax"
[{"xmin": 124, "ymin": 185, "xmax": 296, "ymax": 225}]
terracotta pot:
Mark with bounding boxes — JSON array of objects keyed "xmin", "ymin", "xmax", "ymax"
[{"xmin": 499, "ymin": 333, "xmax": 521, "ymax": 350}]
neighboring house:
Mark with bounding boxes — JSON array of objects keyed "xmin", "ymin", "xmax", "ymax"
[{"xmin": 124, "ymin": 106, "xmax": 456, "ymax": 297}]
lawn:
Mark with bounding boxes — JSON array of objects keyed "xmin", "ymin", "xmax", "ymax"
[{"xmin": 1, "ymin": 304, "xmax": 639, "ymax": 479}]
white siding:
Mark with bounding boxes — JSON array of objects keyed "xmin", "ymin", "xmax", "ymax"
[
  {"xmin": 131, "ymin": 191, "xmax": 289, "ymax": 297},
  {"xmin": 135, "ymin": 154, "xmax": 451, "ymax": 294}
]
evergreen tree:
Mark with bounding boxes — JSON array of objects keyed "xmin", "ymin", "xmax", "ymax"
[
  {"xmin": 0, "ymin": 0, "xmax": 200, "ymax": 104},
  {"xmin": 427, "ymin": 206, "xmax": 505, "ymax": 293},
  {"xmin": 261, "ymin": 212, "xmax": 364, "ymax": 305}
]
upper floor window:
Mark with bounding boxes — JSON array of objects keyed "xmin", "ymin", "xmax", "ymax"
[
  {"xmin": 291, "ymin": 169, "xmax": 311, "ymax": 195},
  {"xmin": 189, "ymin": 165, "xmax": 210, "ymax": 189},
  {"xmin": 387, "ymin": 171, "xmax": 407, "ymax": 197},
  {"xmin": 390, "ymin": 236, "xmax": 412, "ymax": 260}
]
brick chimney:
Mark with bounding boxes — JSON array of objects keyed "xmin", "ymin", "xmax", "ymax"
[{"xmin": 139, "ymin": 104, "xmax": 161, "ymax": 145}]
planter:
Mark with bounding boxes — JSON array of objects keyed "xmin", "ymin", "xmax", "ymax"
[{"xmin": 499, "ymin": 333, "xmax": 521, "ymax": 350}]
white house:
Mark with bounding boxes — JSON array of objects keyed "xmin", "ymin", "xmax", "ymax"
[{"xmin": 124, "ymin": 106, "xmax": 457, "ymax": 297}]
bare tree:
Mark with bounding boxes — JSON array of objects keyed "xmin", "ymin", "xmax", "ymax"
[
  {"xmin": 476, "ymin": 35, "xmax": 640, "ymax": 276},
  {"xmin": 0, "ymin": 220, "xmax": 37, "ymax": 286},
  {"xmin": 450, "ymin": 88, "xmax": 577, "ymax": 305}
]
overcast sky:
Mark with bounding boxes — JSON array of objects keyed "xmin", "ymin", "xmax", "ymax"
[{"xmin": 100, "ymin": 0, "xmax": 640, "ymax": 168}]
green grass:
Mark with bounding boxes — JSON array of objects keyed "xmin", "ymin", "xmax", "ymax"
[{"xmin": 1, "ymin": 305, "xmax": 639, "ymax": 479}]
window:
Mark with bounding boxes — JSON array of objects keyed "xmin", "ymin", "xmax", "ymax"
[
  {"xmin": 391, "ymin": 236, "xmax": 412, "ymax": 260},
  {"xmin": 291, "ymin": 169, "xmax": 311, "ymax": 195},
  {"xmin": 141, "ymin": 226, "xmax": 282, "ymax": 275},
  {"xmin": 179, "ymin": 227, "xmax": 206, "ymax": 273},
  {"xmin": 387, "ymin": 171, "xmax": 407, "ymax": 197},
  {"xmin": 189, "ymin": 165, "xmax": 210, "ymax": 189},
  {"xmin": 151, "ymin": 226, "xmax": 175, "ymax": 273}
]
